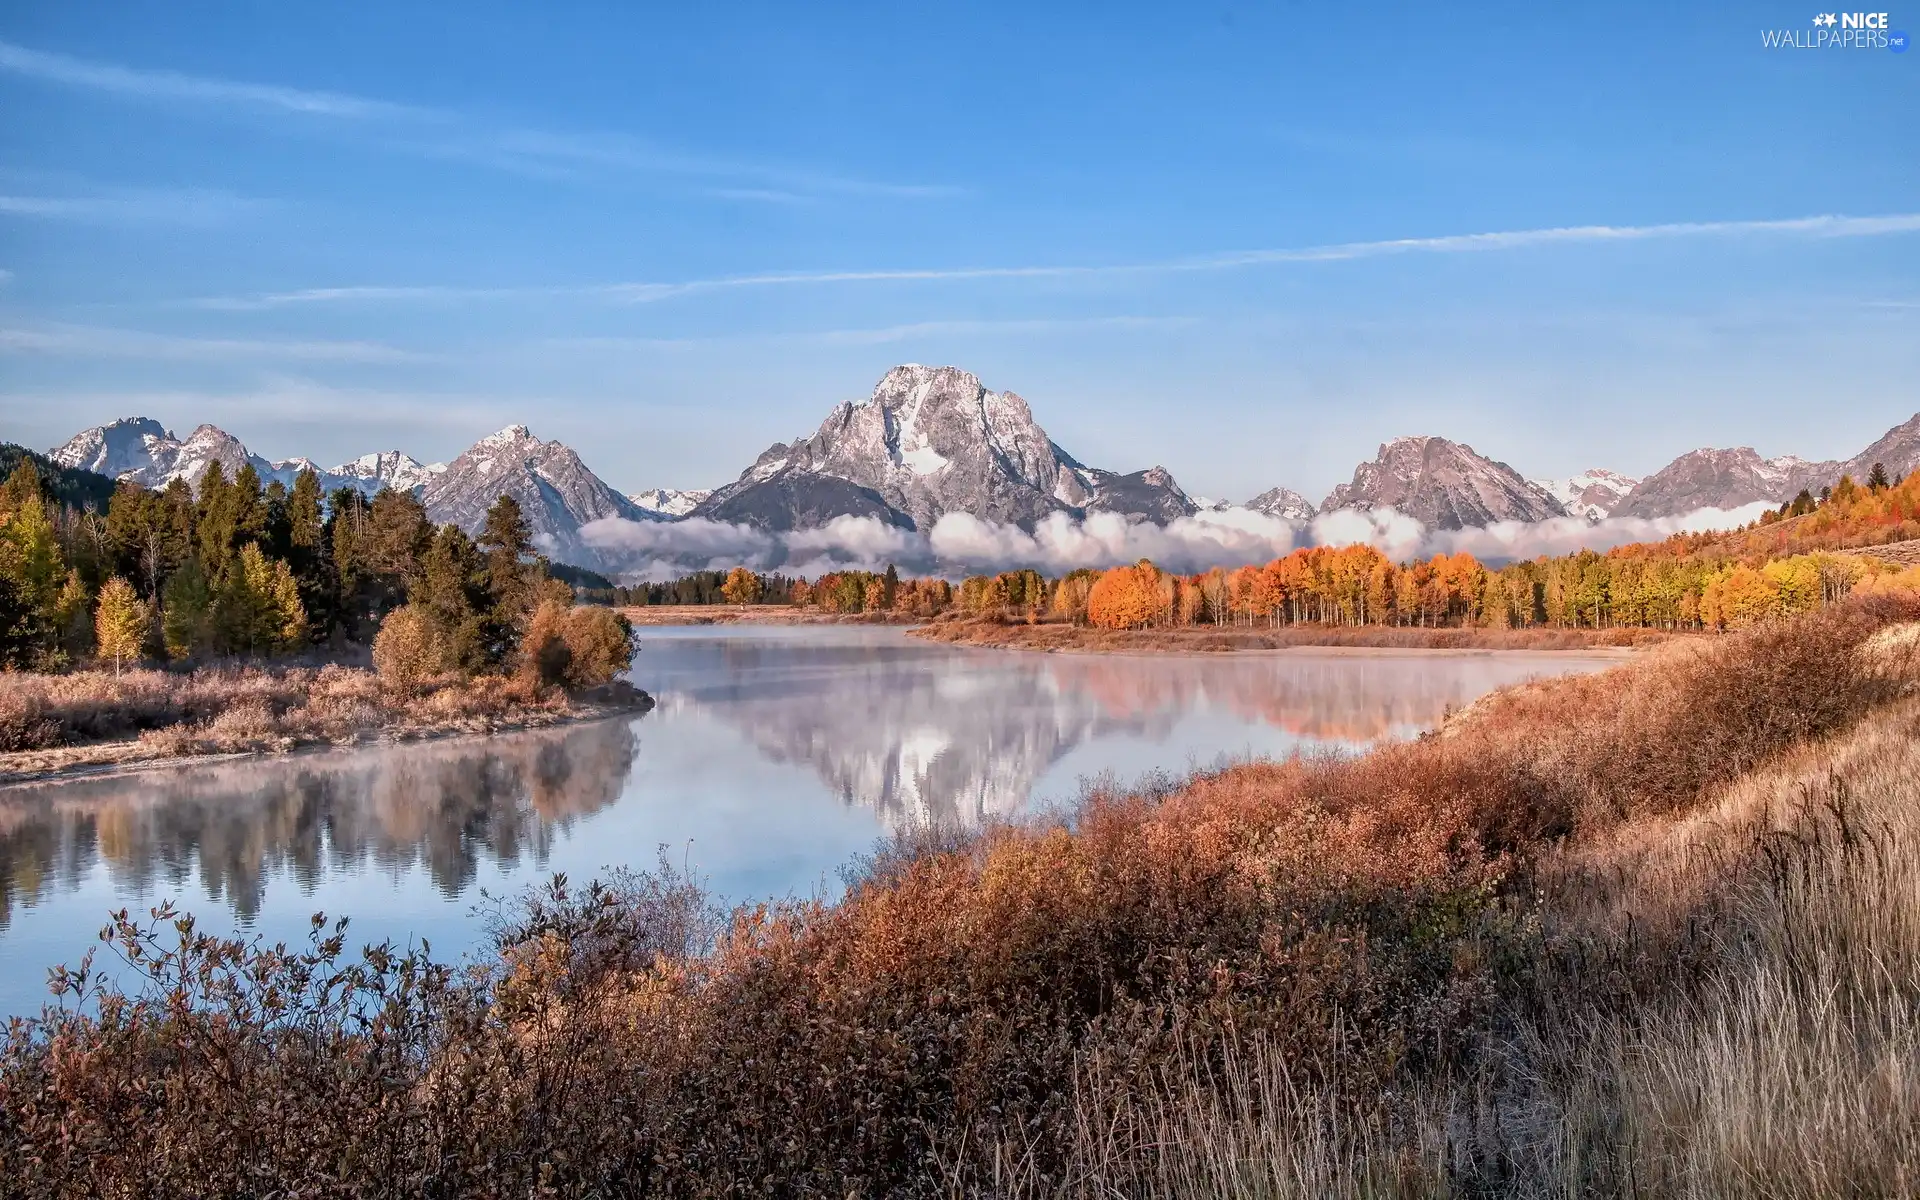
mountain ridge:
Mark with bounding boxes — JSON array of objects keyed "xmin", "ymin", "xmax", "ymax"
[
  {"xmin": 44, "ymin": 389, "xmax": 1920, "ymax": 560},
  {"xmin": 50, "ymin": 417, "xmax": 443, "ymax": 497}
]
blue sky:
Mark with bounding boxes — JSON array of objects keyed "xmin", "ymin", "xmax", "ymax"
[{"xmin": 1, "ymin": 1, "xmax": 1915, "ymax": 502}]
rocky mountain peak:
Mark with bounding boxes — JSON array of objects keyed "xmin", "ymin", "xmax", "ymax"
[
  {"xmin": 1245, "ymin": 485, "xmax": 1317, "ymax": 523},
  {"xmin": 628, "ymin": 487, "xmax": 711, "ymax": 518},
  {"xmin": 1612, "ymin": 446, "xmax": 1824, "ymax": 520},
  {"xmin": 1531, "ymin": 468, "xmax": 1640, "ymax": 522},
  {"xmin": 1321, "ymin": 436, "xmax": 1566, "ymax": 530},
  {"xmin": 51, "ymin": 417, "xmax": 446, "ymax": 497},
  {"xmin": 423, "ymin": 425, "xmax": 654, "ymax": 565},
  {"xmin": 692, "ymin": 365, "xmax": 1192, "ymax": 531}
]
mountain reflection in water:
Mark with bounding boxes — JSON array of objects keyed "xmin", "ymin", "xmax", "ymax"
[{"xmin": 0, "ymin": 627, "xmax": 1615, "ymax": 1015}]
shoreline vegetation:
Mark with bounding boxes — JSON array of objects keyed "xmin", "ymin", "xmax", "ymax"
[
  {"xmin": 0, "ymin": 665, "xmax": 651, "ymax": 785},
  {"xmin": 908, "ymin": 611, "xmax": 1668, "ymax": 653},
  {"xmin": 0, "ymin": 457, "xmax": 645, "ymax": 787},
  {"xmin": 4, "ymin": 594, "xmax": 1918, "ymax": 1196}
]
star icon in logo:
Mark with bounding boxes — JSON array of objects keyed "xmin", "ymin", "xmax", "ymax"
[{"xmin": 1813, "ymin": 12, "xmax": 1837, "ymax": 26}]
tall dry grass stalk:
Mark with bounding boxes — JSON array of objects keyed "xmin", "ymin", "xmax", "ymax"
[{"xmin": 1035, "ymin": 661, "xmax": 1920, "ymax": 1198}]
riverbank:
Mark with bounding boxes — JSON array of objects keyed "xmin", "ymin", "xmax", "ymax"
[
  {"xmin": 0, "ymin": 666, "xmax": 653, "ymax": 786},
  {"xmin": 7, "ymin": 598, "xmax": 1915, "ymax": 1196},
  {"xmin": 910, "ymin": 611, "xmax": 1676, "ymax": 653},
  {"xmin": 620, "ymin": 603, "xmax": 919, "ymax": 626}
]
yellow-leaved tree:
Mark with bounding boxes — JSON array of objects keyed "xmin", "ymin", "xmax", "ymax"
[
  {"xmin": 721, "ymin": 566, "xmax": 762, "ymax": 607},
  {"xmin": 238, "ymin": 542, "xmax": 308, "ymax": 651},
  {"xmin": 94, "ymin": 576, "xmax": 149, "ymax": 675}
]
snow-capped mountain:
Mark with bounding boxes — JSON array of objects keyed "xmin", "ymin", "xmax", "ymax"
[
  {"xmin": 1321, "ymin": 437, "xmax": 1567, "ymax": 529},
  {"xmin": 1531, "ymin": 469, "xmax": 1640, "ymax": 522},
  {"xmin": 627, "ymin": 487, "xmax": 711, "ymax": 518},
  {"xmin": 49, "ymin": 417, "xmax": 444, "ymax": 497},
  {"xmin": 326, "ymin": 451, "xmax": 445, "ymax": 495},
  {"xmin": 422, "ymin": 424, "xmax": 658, "ymax": 565},
  {"xmin": 692, "ymin": 365, "xmax": 1196, "ymax": 531},
  {"xmin": 1246, "ymin": 485, "xmax": 1318, "ymax": 522}
]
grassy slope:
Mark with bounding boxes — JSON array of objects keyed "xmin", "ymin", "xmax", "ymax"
[{"xmin": 2, "ymin": 597, "xmax": 1915, "ymax": 1197}]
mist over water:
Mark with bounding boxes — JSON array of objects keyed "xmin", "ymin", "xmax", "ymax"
[{"xmin": 0, "ymin": 626, "xmax": 1615, "ymax": 1017}]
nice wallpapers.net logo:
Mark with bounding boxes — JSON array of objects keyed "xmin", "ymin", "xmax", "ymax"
[{"xmin": 1763, "ymin": 11, "xmax": 1908, "ymax": 49}]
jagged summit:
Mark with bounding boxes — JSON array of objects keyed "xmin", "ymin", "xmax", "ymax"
[
  {"xmin": 49, "ymin": 418, "xmax": 442, "ymax": 496},
  {"xmin": 1245, "ymin": 485, "xmax": 1317, "ymax": 522},
  {"xmin": 1321, "ymin": 436, "xmax": 1566, "ymax": 530},
  {"xmin": 628, "ymin": 487, "xmax": 711, "ymax": 518},
  {"xmin": 1612, "ymin": 447, "xmax": 1824, "ymax": 520},
  {"xmin": 693, "ymin": 365, "xmax": 1196, "ymax": 531},
  {"xmin": 422, "ymin": 424, "xmax": 657, "ymax": 564},
  {"xmin": 1531, "ymin": 469, "xmax": 1640, "ymax": 522}
]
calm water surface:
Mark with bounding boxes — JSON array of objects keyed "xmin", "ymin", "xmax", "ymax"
[{"xmin": 0, "ymin": 627, "xmax": 1617, "ymax": 1016}]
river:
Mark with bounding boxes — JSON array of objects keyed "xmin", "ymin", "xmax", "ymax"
[{"xmin": 0, "ymin": 626, "xmax": 1619, "ymax": 1017}]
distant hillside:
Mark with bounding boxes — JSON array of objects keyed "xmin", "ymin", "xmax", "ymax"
[{"xmin": 0, "ymin": 443, "xmax": 118, "ymax": 511}]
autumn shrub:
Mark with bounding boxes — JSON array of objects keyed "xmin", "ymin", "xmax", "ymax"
[
  {"xmin": 518, "ymin": 600, "xmax": 635, "ymax": 690},
  {"xmin": 518, "ymin": 598, "xmax": 573, "ymax": 689},
  {"xmin": 559, "ymin": 604, "xmax": 636, "ymax": 687},
  {"xmin": 371, "ymin": 602, "xmax": 450, "ymax": 689}
]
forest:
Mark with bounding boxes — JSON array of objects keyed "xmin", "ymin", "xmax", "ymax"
[{"xmin": 0, "ymin": 452, "xmax": 639, "ymax": 767}]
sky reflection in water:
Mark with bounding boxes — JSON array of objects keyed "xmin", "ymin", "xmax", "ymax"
[{"xmin": 0, "ymin": 627, "xmax": 1616, "ymax": 1016}]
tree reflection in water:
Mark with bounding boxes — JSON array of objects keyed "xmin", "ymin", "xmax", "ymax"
[{"xmin": 0, "ymin": 719, "xmax": 639, "ymax": 928}]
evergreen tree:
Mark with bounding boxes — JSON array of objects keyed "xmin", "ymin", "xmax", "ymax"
[
  {"xmin": 94, "ymin": 576, "xmax": 148, "ymax": 675},
  {"xmin": 54, "ymin": 569, "xmax": 92, "ymax": 664},
  {"xmin": 883, "ymin": 563, "xmax": 899, "ymax": 610},
  {"xmin": 288, "ymin": 470, "xmax": 325, "ymax": 559},
  {"xmin": 263, "ymin": 479, "xmax": 291, "ymax": 560},
  {"xmin": 478, "ymin": 493, "xmax": 536, "ymax": 636},
  {"xmin": 417, "ymin": 524, "xmax": 490, "ymax": 670},
  {"xmin": 1868, "ymin": 461, "xmax": 1890, "ymax": 491},
  {"xmin": 366, "ymin": 487, "xmax": 430, "ymax": 606},
  {"xmin": 196, "ymin": 464, "xmax": 239, "ymax": 576},
  {"xmin": 286, "ymin": 469, "xmax": 333, "ymax": 640},
  {"xmin": 241, "ymin": 542, "xmax": 307, "ymax": 652},
  {"xmin": 0, "ymin": 457, "xmax": 44, "ymax": 512},
  {"xmin": 231, "ymin": 463, "xmax": 268, "ymax": 549},
  {"xmin": 162, "ymin": 558, "xmax": 214, "ymax": 660}
]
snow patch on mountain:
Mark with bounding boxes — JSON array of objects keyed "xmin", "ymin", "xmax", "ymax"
[
  {"xmin": 1530, "ymin": 469, "xmax": 1640, "ymax": 522},
  {"xmin": 49, "ymin": 417, "xmax": 444, "ymax": 496},
  {"xmin": 628, "ymin": 487, "xmax": 712, "ymax": 518}
]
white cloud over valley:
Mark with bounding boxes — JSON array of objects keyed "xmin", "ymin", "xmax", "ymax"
[{"xmin": 578, "ymin": 501, "xmax": 1775, "ymax": 582}]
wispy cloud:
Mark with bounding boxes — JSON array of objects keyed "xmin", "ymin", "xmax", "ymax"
[
  {"xmin": 0, "ymin": 324, "xmax": 431, "ymax": 364},
  {"xmin": 189, "ymin": 211, "xmax": 1920, "ymax": 311},
  {"xmin": 544, "ymin": 314, "xmax": 1200, "ymax": 351},
  {"xmin": 0, "ymin": 39, "xmax": 424, "ymax": 119},
  {"xmin": 0, "ymin": 186, "xmax": 263, "ymax": 225},
  {"xmin": 0, "ymin": 38, "xmax": 954, "ymax": 200}
]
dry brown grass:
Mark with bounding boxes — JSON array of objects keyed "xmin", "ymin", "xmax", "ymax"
[
  {"xmin": 913, "ymin": 611, "xmax": 1675, "ymax": 654},
  {"xmin": 1, "ymin": 596, "xmax": 1914, "ymax": 1197},
  {"xmin": 0, "ymin": 664, "xmax": 649, "ymax": 782}
]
